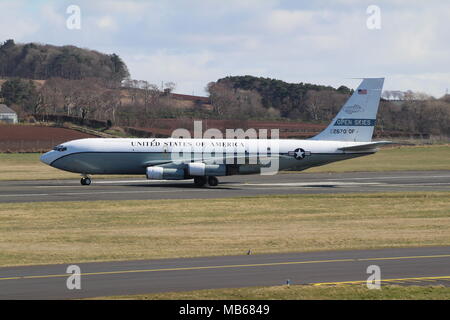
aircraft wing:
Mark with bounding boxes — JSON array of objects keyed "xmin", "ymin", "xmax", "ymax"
[
  {"xmin": 143, "ymin": 154, "xmax": 284, "ymax": 167},
  {"xmin": 203, "ymin": 154, "xmax": 284, "ymax": 165},
  {"xmin": 142, "ymin": 160, "xmax": 174, "ymax": 167}
]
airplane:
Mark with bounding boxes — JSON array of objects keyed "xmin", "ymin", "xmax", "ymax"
[{"xmin": 40, "ymin": 78, "xmax": 391, "ymax": 186}]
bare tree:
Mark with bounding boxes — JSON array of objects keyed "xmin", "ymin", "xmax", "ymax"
[
  {"xmin": 163, "ymin": 82, "xmax": 176, "ymax": 95},
  {"xmin": 304, "ymin": 90, "xmax": 323, "ymax": 121},
  {"xmin": 207, "ymin": 82, "xmax": 265, "ymax": 120},
  {"xmin": 139, "ymin": 81, "xmax": 161, "ymax": 114}
]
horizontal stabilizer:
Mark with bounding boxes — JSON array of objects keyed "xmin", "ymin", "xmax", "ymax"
[{"xmin": 338, "ymin": 141, "xmax": 393, "ymax": 152}]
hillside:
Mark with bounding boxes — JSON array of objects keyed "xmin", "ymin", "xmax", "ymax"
[
  {"xmin": 0, "ymin": 39, "xmax": 129, "ymax": 82},
  {"xmin": 215, "ymin": 75, "xmax": 352, "ymax": 118},
  {"xmin": 210, "ymin": 76, "xmax": 450, "ymax": 137}
]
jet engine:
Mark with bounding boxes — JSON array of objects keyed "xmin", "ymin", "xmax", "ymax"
[
  {"xmin": 146, "ymin": 167, "xmax": 185, "ymax": 180},
  {"xmin": 187, "ymin": 163, "xmax": 227, "ymax": 177}
]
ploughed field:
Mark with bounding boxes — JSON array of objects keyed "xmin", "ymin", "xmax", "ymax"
[{"xmin": 0, "ymin": 124, "xmax": 96, "ymax": 152}]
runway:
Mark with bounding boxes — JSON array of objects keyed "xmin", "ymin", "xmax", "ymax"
[
  {"xmin": 0, "ymin": 170, "xmax": 449, "ymax": 203},
  {"xmin": 1, "ymin": 246, "xmax": 449, "ymax": 299}
]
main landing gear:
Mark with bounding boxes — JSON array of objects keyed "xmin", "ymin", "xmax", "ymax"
[
  {"xmin": 194, "ymin": 176, "xmax": 219, "ymax": 187},
  {"xmin": 80, "ymin": 176, "xmax": 92, "ymax": 186}
]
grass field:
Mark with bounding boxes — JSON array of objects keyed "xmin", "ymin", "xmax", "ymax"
[
  {"xmin": 0, "ymin": 153, "xmax": 79, "ymax": 180},
  {"xmin": 304, "ymin": 144, "xmax": 450, "ymax": 173},
  {"xmin": 0, "ymin": 192, "xmax": 449, "ymax": 267},
  {"xmin": 100, "ymin": 284, "xmax": 450, "ymax": 300},
  {"xmin": 0, "ymin": 153, "xmax": 139, "ymax": 181},
  {"xmin": 0, "ymin": 145, "xmax": 448, "ymax": 181}
]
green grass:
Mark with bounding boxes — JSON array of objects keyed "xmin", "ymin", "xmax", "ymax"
[
  {"xmin": 0, "ymin": 153, "xmax": 78, "ymax": 180},
  {"xmin": 0, "ymin": 153, "xmax": 139, "ymax": 180},
  {"xmin": 304, "ymin": 145, "xmax": 450, "ymax": 173},
  {"xmin": 0, "ymin": 192, "xmax": 449, "ymax": 267},
  {"xmin": 100, "ymin": 284, "xmax": 450, "ymax": 300},
  {"xmin": 0, "ymin": 145, "xmax": 448, "ymax": 181}
]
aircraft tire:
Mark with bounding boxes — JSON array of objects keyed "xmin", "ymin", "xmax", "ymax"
[
  {"xmin": 207, "ymin": 176, "xmax": 219, "ymax": 187},
  {"xmin": 194, "ymin": 176, "xmax": 207, "ymax": 187},
  {"xmin": 81, "ymin": 177, "xmax": 92, "ymax": 186}
]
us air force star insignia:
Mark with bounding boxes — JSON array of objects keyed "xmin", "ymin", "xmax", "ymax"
[{"xmin": 288, "ymin": 148, "xmax": 311, "ymax": 160}]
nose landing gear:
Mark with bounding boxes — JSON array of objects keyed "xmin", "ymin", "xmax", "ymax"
[{"xmin": 80, "ymin": 176, "xmax": 92, "ymax": 186}]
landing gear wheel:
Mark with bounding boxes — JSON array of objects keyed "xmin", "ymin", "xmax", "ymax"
[
  {"xmin": 207, "ymin": 176, "xmax": 219, "ymax": 187},
  {"xmin": 80, "ymin": 177, "xmax": 92, "ymax": 186},
  {"xmin": 194, "ymin": 176, "xmax": 207, "ymax": 187}
]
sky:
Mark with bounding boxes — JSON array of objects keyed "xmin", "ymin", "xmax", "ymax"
[{"xmin": 0, "ymin": 0, "xmax": 449, "ymax": 97}]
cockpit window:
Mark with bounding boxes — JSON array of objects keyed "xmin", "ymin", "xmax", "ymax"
[{"xmin": 53, "ymin": 145, "xmax": 67, "ymax": 152}]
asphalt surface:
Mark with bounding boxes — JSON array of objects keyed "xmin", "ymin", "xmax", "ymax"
[
  {"xmin": 1, "ymin": 170, "xmax": 449, "ymax": 203},
  {"xmin": 0, "ymin": 246, "xmax": 449, "ymax": 299}
]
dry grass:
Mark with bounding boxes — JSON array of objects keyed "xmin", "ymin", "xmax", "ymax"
[
  {"xmin": 0, "ymin": 192, "xmax": 449, "ymax": 267},
  {"xmin": 0, "ymin": 153, "xmax": 79, "ymax": 180},
  {"xmin": 305, "ymin": 144, "xmax": 450, "ymax": 173},
  {"xmin": 102, "ymin": 284, "xmax": 450, "ymax": 300},
  {"xmin": 0, "ymin": 153, "xmax": 139, "ymax": 180}
]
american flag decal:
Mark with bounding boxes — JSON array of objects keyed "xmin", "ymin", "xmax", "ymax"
[{"xmin": 358, "ymin": 89, "xmax": 368, "ymax": 95}]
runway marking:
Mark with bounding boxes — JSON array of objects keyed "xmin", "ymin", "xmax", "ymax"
[
  {"xmin": 3, "ymin": 181, "xmax": 449, "ymax": 198},
  {"xmin": 94, "ymin": 180, "xmax": 171, "ymax": 184},
  {"xmin": 312, "ymin": 275, "xmax": 450, "ymax": 286},
  {"xmin": 378, "ymin": 183, "xmax": 450, "ymax": 187},
  {"xmin": 0, "ymin": 189, "xmax": 215, "ymax": 198},
  {"xmin": 34, "ymin": 185, "xmax": 90, "ymax": 188},
  {"xmin": 0, "ymin": 193, "xmax": 51, "ymax": 197},
  {"xmin": 236, "ymin": 182, "xmax": 382, "ymax": 187},
  {"xmin": 357, "ymin": 254, "xmax": 450, "ymax": 261},
  {"xmin": 0, "ymin": 182, "xmax": 395, "ymax": 198},
  {"xmin": 1, "ymin": 254, "xmax": 450, "ymax": 282},
  {"xmin": 1, "ymin": 183, "xmax": 449, "ymax": 201},
  {"xmin": 0, "ymin": 258, "xmax": 354, "ymax": 281},
  {"xmin": 322, "ymin": 175, "xmax": 450, "ymax": 181}
]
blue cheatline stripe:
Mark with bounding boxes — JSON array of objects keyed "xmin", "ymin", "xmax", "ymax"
[{"xmin": 334, "ymin": 119, "xmax": 377, "ymax": 126}]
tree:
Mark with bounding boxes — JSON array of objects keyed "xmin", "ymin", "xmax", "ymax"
[
  {"xmin": 337, "ymin": 85, "xmax": 352, "ymax": 95},
  {"xmin": 140, "ymin": 81, "xmax": 161, "ymax": 114},
  {"xmin": 163, "ymin": 82, "xmax": 176, "ymax": 95},
  {"xmin": 207, "ymin": 82, "xmax": 266, "ymax": 120},
  {"xmin": 213, "ymin": 75, "xmax": 350, "ymax": 120},
  {"xmin": 0, "ymin": 78, "xmax": 39, "ymax": 113},
  {"xmin": 110, "ymin": 53, "xmax": 130, "ymax": 84},
  {"xmin": 0, "ymin": 40, "xmax": 130, "ymax": 82},
  {"xmin": 304, "ymin": 90, "xmax": 323, "ymax": 121}
]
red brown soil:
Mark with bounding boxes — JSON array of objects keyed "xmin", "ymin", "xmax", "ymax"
[
  {"xmin": 0, "ymin": 124, "xmax": 96, "ymax": 152},
  {"xmin": 134, "ymin": 119, "xmax": 326, "ymax": 139}
]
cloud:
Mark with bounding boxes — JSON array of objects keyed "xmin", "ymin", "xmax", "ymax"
[
  {"xmin": 266, "ymin": 10, "xmax": 319, "ymax": 33},
  {"xmin": 96, "ymin": 16, "xmax": 118, "ymax": 30},
  {"xmin": 40, "ymin": 3, "xmax": 66, "ymax": 27},
  {"xmin": 124, "ymin": 50, "xmax": 220, "ymax": 94},
  {"xmin": 0, "ymin": 0, "xmax": 448, "ymax": 97},
  {"xmin": 0, "ymin": 1, "xmax": 40, "ymax": 41}
]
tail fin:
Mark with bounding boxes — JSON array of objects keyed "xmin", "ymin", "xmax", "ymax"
[{"xmin": 311, "ymin": 78, "xmax": 384, "ymax": 142}]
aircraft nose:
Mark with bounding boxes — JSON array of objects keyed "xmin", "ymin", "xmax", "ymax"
[{"xmin": 40, "ymin": 151, "xmax": 55, "ymax": 165}]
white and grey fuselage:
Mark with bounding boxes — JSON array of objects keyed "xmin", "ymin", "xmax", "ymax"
[{"xmin": 40, "ymin": 138, "xmax": 376, "ymax": 177}]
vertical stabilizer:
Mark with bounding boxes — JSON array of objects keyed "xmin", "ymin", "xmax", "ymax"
[{"xmin": 311, "ymin": 78, "xmax": 384, "ymax": 142}]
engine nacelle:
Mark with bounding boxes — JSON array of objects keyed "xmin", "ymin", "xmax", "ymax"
[
  {"xmin": 187, "ymin": 163, "xmax": 227, "ymax": 177},
  {"xmin": 146, "ymin": 167, "xmax": 185, "ymax": 180}
]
